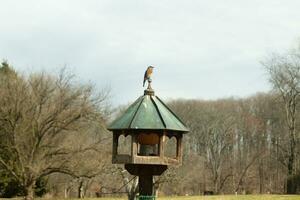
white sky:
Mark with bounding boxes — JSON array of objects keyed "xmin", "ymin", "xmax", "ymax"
[{"xmin": 1, "ymin": 0, "xmax": 300, "ymax": 105}]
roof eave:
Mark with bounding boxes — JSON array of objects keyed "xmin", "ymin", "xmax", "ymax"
[{"xmin": 107, "ymin": 127, "xmax": 189, "ymax": 133}]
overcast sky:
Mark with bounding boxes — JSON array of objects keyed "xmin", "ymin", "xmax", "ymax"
[{"xmin": 1, "ymin": 0, "xmax": 300, "ymax": 106}]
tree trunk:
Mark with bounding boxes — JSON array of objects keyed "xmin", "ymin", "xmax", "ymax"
[
  {"xmin": 64, "ymin": 187, "xmax": 69, "ymax": 198},
  {"xmin": 259, "ymin": 159, "xmax": 264, "ymax": 194},
  {"xmin": 127, "ymin": 181, "xmax": 138, "ymax": 200},
  {"xmin": 214, "ymin": 178, "xmax": 219, "ymax": 194},
  {"xmin": 78, "ymin": 180, "xmax": 85, "ymax": 198},
  {"xmin": 154, "ymin": 183, "xmax": 159, "ymax": 197},
  {"xmin": 127, "ymin": 192, "xmax": 136, "ymax": 200},
  {"xmin": 24, "ymin": 180, "xmax": 36, "ymax": 200},
  {"xmin": 287, "ymin": 127, "xmax": 296, "ymax": 194}
]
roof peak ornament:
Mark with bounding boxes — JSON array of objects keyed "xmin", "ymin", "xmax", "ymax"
[{"xmin": 143, "ymin": 66, "xmax": 155, "ymax": 95}]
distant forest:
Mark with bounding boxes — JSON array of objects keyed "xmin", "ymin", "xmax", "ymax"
[{"xmin": 1, "ymin": 46, "xmax": 300, "ymax": 200}]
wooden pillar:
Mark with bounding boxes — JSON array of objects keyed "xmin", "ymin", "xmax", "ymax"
[
  {"xmin": 131, "ymin": 134, "xmax": 138, "ymax": 156},
  {"xmin": 159, "ymin": 131, "xmax": 166, "ymax": 158},
  {"xmin": 131, "ymin": 134, "xmax": 138, "ymax": 163},
  {"xmin": 112, "ymin": 133, "xmax": 118, "ymax": 160},
  {"xmin": 139, "ymin": 175, "xmax": 153, "ymax": 196},
  {"xmin": 176, "ymin": 134, "xmax": 183, "ymax": 162}
]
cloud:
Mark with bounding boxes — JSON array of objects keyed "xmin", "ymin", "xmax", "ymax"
[{"xmin": 1, "ymin": 0, "xmax": 300, "ymax": 105}]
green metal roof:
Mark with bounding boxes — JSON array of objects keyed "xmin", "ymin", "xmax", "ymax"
[{"xmin": 108, "ymin": 91, "xmax": 189, "ymax": 132}]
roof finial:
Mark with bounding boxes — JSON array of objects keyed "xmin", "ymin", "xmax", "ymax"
[{"xmin": 143, "ymin": 66, "xmax": 155, "ymax": 95}]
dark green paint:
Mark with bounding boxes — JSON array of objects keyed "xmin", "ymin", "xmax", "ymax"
[{"xmin": 108, "ymin": 92, "xmax": 189, "ymax": 132}]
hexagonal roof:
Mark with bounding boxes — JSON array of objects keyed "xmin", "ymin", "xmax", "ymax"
[{"xmin": 108, "ymin": 90, "xmax": 189, "ymax": 132}]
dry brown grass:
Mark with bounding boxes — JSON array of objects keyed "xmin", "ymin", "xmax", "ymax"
[{"xmin": 4, "ymin": 195, "xmax": 297, "ymax": 200}]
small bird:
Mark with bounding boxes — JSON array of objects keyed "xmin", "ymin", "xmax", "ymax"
[{"xmin": 143, "ymin": 66, "xmax": 154, "ymax": 87}]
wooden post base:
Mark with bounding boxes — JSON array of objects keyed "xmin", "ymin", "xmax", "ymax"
[{"xmin": 139, "ymin": 175, "xmax": 153, "ymax": 196}]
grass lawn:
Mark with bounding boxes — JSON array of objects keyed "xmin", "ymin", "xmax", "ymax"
[
  {"xmin": 2, "ymin": 196, "xmax": 300, "ymax": 200},
  {"xmin": 11, "ymin": 195, "xmax": 297, "ymax": 200},
  {"xmin": 157, "ymin": 195, "xmax": 300, "ymax": 200}
]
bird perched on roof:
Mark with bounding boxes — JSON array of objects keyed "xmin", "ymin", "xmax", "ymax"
[{"xmin": 143, "ymin": 66, "xmax": 154, "ymax": 87}]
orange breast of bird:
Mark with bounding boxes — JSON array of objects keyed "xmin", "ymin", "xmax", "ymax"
[{"xmin": 147, "ymin": 68, "xmax": 153, "ymax": 77}]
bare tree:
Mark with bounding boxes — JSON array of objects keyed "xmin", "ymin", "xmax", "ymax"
[
  {"xmin": 115, "ymin": 166, "xmax": 138, "ymax": 200},
  {"xmin": 169, "ymin": 96, "xmax": 280, "ymax": 194},
  {"xmin": 204, "ymin": 102, "xmax": 236, "ymax": 194},
  {"xmin": 262, "ymin": 48, "xmax": 300, "ymax": 193},
  {"xmin": 153, "ymin": 168, "xmax": 178, "ymax": 196},
  {"xmin": 0, "ymin": 67, "xmax": 110, "ymax": 200}
]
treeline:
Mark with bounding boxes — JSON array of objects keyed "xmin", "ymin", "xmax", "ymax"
[
  {"xmin": 1, "ymin": 46, "xmax": 300, "ymax": 199},
  {"xmin": 166, "ymin": 93, "xmax": 291, "ymax": 195}
]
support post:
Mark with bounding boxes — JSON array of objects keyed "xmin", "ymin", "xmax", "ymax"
[
  {"xmin": 112, "ymin": 133, "xmax": 118, "ymax": 161},
  {"xmin": 139, "ymin": 175, "xmax": 153, "ymax": 196},
  {"xmin": 159, "ymin": 132, "xmax": 166, "ymax": 158},
  {"xmin": 176, "ymin": 134, "xmax": 183, "ymax": 162},
  {"xmin": 132, "ymin": 134, "xmax": 138, "ymax": 162}
]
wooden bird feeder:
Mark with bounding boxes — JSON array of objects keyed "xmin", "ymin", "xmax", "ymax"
[{"xmin": 108, "ymin": 87, "xmax": 189, "ymax": 197}]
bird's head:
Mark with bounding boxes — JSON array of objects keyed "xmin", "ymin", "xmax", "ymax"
[{"xmin": 148, "ymin": 66, "xmax": 154, "ymax": 69}]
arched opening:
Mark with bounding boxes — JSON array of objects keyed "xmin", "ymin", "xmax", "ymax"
[
  {"xmin": 117, "ymin": 134, "xmax": 131, "ymax": 155},
  {"xmin": 165, "ymin": 136, "xmax": 177, "ymax": 159}
]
